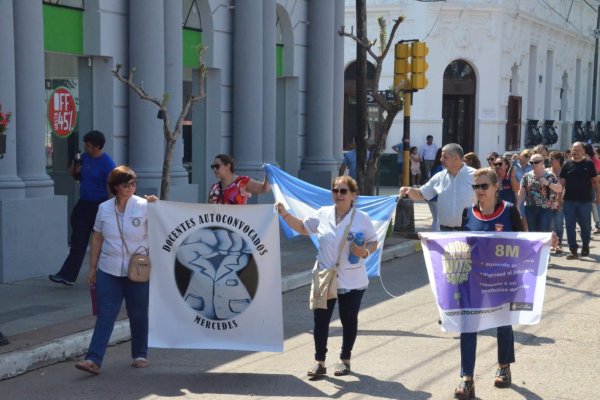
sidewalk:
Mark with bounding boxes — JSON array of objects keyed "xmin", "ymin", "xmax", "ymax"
[{"xmin": 0, "ymin": 194, "xmax": 433, "ymax": 380}]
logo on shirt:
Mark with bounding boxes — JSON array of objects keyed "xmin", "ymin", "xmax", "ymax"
[
  {"xmin": 131, "ymin": 217, "xmax": 142, "ymax": 227},
  {"xmin": 494, "ymin": 223, "xmax": 504, "ymax": 231}
]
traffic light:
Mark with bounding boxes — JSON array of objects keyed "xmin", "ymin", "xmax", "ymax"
[
  {"xmin": 394, "ymin": 42, "xmax": 411, "ymax": 90},
  {"xmin": 411, "ymin": 41, "xmax": 429, "ymax": 90}
]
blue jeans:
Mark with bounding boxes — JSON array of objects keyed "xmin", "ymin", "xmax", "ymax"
[
  {"xmin": 56, "ymin": 200, "xmax": 102, "ymax": 282},
  {"xmin": 460, "ymin": 326, "xmax": 515, "ymax": 377},
  {"xmin": 553, "ymin": 208, "xmax": 564, "ymax": 247},
  {"xmin": 313, "ymin": 289, "xmax": 365, "ymax": 362},
  {"xmin": 563, "ymin": 200, "xmax": 593, "ymax": 252},
  {"xmin": 524, "ymin": 206, "xmax": 555, "ymax": 232},
  {"xmin": 85, "ymin": 269, "xmax": 149, "ymax": 367}
]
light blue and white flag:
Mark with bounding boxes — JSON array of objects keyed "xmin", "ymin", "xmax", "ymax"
[{"xmin": 264, "ymin": 164, "xmax": 398, "ymax": 277}]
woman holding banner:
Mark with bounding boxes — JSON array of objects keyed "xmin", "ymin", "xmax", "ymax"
[
  {"xmin": 208, "ymin": 154, "xmax": 270, "ymax": 204},
  {"xmin": 275, "ymin": 176, "xmax": 377, "ymax": 378},
  {"xmin": 75, "ymin": 166, "xmax": 157, "ymax": 375},
  {"xmin": 454, "ymin": 168, "xmax": 525, "ymax": 399}
]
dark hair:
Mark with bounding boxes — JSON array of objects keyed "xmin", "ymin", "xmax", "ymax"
[
  {"xmin": 426, "ymin": 135, "xmax": 433, "ymax": 140},
  {"xmin": 584, "ymin": 143, "xmax": 595, "ymax": 158},
  {"xmin": 549, "ymin": 151, "xmax": 564, "ymax": 166},
  {"xmin": 431, "ymin": 148, "xmax": 443, "ymax": 171},
  {"xmin": 108, "ymin": 165, "xmax": 136, "ymax": 195},
  {"xmin": 463, "ymin": 152, "xmax": 481, "ymax": 169},
  {"xmin": 83, "ymin": 130, "xmax": 106, "ymax": 149},
  {"xmin": 214, "ymin": 154, "xmax": 235, "ymax": 173}
]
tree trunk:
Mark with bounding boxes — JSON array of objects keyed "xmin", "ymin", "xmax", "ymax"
[
  {"xmin": 160, "ymin": 137, "xmax": 175, "ymax": 200},
  {"xmin": 355, "ymin": 0, "xmax": 368, "ymax": 193}
]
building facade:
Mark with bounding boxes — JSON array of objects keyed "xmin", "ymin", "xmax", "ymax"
[
  {"xmin": 344, "ymin": 0, "xmax": 598, "ymax": 159},
  {"xmin": 0, "ymin": 0, "xmax": 347, "ymax": 282}
]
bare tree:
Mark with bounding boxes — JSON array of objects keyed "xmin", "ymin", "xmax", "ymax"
[
  {"xmin": 340, "ymin": 16, "xmax": 406, "ymax": 195},
  {"xmin": 112, "ymin": 48, "xmax": 206, "ymax": 200}
]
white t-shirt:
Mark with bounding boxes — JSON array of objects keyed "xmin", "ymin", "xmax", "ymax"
[
  {"xmin": 303, "ymin": 206, "xmax": 377, "ymax": 290},
  {"xmin": 93, "ymin": 195, "xmax": 149, "ymax": 277},
  {"xmin": 420, "ymin": 164, "xmax": 476, "ymax": 227}
]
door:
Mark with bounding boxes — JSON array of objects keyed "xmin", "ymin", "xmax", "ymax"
[{"xmin": 442, "ymin": 95, "xmax": 474, "ymax": 152}]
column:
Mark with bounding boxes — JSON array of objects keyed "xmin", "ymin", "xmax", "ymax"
[
  {"xmin": 164, "ymin": 0, "xmax": 188, "ymax": 185},
  {"xmin": 0, "ymin": 0, "xmax": 25, "ymax": 199},
  {"xmin": 262, "ymin": 0, "xmax": 276, "ymax": 165},
  {"xmin": 299, "ymin": 1, "xmax": 337, "ymax": 187},
  {"xmin": 13, "ymin": 0, "xmax": 54, "ymax": 197},
  {"xmin": 332, "ymin": 0, "xmax": 345, "ymax": 165},
  {"xmin": 233, "ymin": 0, "xmax": 264, "ymax": 177},
  {"xmin": 128, "ymin": 0, "xmax": 165, "ymax": 189}
]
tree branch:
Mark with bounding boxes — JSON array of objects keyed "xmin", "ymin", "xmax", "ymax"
[
  {"xmin": 111, "ymin": 64, "xmax": 162, "ymax": 108},
  {"xmin": 339, "ymin": 27, "xmax": 379, "ymax": 61},
  {"xmin": 381, "ymin": 16, "xmax": 405, "ymax": 60}
]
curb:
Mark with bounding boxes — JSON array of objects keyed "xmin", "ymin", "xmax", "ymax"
[{"xmin": 0, "ymin": 240, "xmax": 421, "ymax": 381}]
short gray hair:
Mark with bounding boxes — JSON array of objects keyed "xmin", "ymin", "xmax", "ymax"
[{"xmin": 442, "ymin": 143, "xmax": 464, "ymax": 158}]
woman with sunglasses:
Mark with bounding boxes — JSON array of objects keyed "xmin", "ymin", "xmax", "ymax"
[
  {"xmin": 516, "ymin": 153, "xmax": 562, "ymax": 232},
  {"xmin": 76, "ymin": 166, "xmax": 158, "ymax": 375},
  {"xmin": 454, "ymin": 168, "xmax": 525, "ymax": 399},
  {"xmin": 208, "ymin": 154, "xmax": 270, "ymax": 204},
  {"xmin": 494, "ymin": 157, "xmax": 518, "ymax": 204},
  {"xmin": 275, "ymin": 176, "xmax": 377, "ymax": 378},
  {"xmin": 486, "ymin": 152, "xmax": 499, "ymax": 167}
]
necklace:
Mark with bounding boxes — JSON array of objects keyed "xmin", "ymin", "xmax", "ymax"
[{"xmin": 335, "ymin": 207, "xmax": 351, "ymax": 224}]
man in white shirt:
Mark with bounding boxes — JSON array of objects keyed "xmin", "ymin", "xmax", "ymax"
[
  {"xmin": 420, "ymin": 135, "xmax": 438, "ymax": 182},
  {"xmin": 400, "ymin": 143, "xmax": 476, "ymax": 231}
]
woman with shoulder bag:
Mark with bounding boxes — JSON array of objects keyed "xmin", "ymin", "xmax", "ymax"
[
  {"xmin": 75, "ymin": 166, "xmax": 157, "ymax": 375},
  {"xmin": 275, "ymin": 176, "xmax": 378, "ymax": 378}
]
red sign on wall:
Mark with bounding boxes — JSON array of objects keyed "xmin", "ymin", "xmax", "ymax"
[{"xmin": 48, "ymin": 87, "xmax": 77, "ymax": 137}]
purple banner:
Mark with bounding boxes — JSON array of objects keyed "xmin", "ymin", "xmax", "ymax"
[{"xmin": 426, "ymin": 237, "xmax": 543, "ymax": 311}]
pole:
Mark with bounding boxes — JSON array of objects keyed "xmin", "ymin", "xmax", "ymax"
[
  {"xmin": 591, "ymin": 6, "xmax": 600, "ymax": 123},
  {"xmin": 402, "ymin": 91, "xmax": 411, "ymax": 186}
]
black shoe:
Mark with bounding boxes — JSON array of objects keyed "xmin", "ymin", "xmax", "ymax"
[
  {"xmin": 494, "ymin": 366, "xmax": 512, "ymax": 388},
  {"xmin": 0, "ymin": 331, "xmax": 9, "ymax": 346},
  {"xmin": 307, "ymin": 361, "xmax": 326, "ymax": 377},
  {"xmin": 581, "ymin": 247, "xmax": 590, "ymax": 257},
  {"xmin": 49, "ymin": 274, "xmax": 74, "ymax": 286},
  {"xmin": 566, "ymin": 250, "xmax": 578, "ymax": 260},
  {"xmin": 454, "ymin": 379, "xmax": 475, "ymax": 399}
]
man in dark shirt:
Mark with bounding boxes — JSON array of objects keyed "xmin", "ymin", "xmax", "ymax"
[
  {"xmin": 49, "ymin": 131, "xmax": 116, "ymax": 285},
  {"xmin": 559, "ymin": 142, "xmax": 600, "ymax": 259}
]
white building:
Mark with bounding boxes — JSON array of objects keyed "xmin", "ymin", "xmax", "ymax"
[{"xmin": 344, "ymin": 0, "xmax": 598, "ymax": 159}]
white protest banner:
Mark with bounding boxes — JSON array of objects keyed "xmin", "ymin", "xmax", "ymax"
[
  {"xmin": 148, "ymin": 201, "xmax": 283, "ymax": 352},
  {"xmin": 420, "ymin": 232, "xmax": 551, "ymax": 333}
]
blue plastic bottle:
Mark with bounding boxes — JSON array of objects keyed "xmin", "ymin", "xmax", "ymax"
[{"xmin": 348, "ymin": 232, "xmax": 365, "ymax": 264}]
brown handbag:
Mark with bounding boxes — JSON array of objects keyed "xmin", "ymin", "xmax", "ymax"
[
  {"xmin": 309, "ymin": 208, "xmax": 356, "ymax": 310},
  {"xmin": 115, "ymin": 204, "xmax": 151, "ymax": 283}
]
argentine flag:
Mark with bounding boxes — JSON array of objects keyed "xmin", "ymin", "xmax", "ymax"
[{"xmin": 265, "ymin": 164, "xmax": 399, "ymax": 277}]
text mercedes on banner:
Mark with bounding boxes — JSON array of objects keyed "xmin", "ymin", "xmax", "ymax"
[
  {"xmin": 420, "ymin": 232, "xmax": 551, "ymax": 333},
  {"xmin": 148, "ymin": 201, "xmax": 283, "ymax": 352}
]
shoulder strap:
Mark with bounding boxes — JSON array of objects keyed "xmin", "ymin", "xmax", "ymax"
[
  {"xmin": 115, "ymin": 200, "xmax": 130, "ymax": 254},
  {"xmin": 334, "ymin": 208, "xmax": 357, "ymax": 271}
]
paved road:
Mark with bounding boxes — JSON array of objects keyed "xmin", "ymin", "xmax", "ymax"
[{"xmin": 1, "ymin": 245, "xmax": 599, "ymax": 400}]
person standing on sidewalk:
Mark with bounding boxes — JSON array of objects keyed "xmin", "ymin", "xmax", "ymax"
[
  {"xmin": 420, "ymin": 134, "xmax": 438, "ymax": 183},
  {"xmin": 559, "ymin": 142, "xmax": 600, "ymax": 259},
  {"xmin": 453, "ymin": 168, "xmax": 525, "ymax": 399},
  {"xmin": 49, "ymin": 130, "xmax": 115, "ymax": 286},
  {"xmin": 207, "ymin": 154, "xmax": 269, "ymax": 204},
  {"xmin": 400, "ymin": 143, "xmax": 475, "ymax": 232},
  {"xmin": 276, "ymin": 176, "xmax": 377, "ymax": 378},
  {"xmin": 75, "ymin": 166, "xmax": 157, "ymax": 375}
]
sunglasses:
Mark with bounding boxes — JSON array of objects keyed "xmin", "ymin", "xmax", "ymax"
[
  {"xmin": 493, "ymin": 163, "xmax": 504, "ymax": 167},
  {"xmin": 471, "ymin": 183, "xmax": 490, "ymax": 191},
  {"xmin": 332, "ymin": 188, "xmax": 350, "ymax": 195},
  {"xmin": 210, "ymin": 163, "xmax": 225, "ymax": 170},
  {"xmin": 529, "ymin": 160, "xmax": 543, "ymax": 165},
  {"xmin": 120, "ymin": 181, "xmax": 136, "ymax": 189},
  {"xmin": 487, "ymin": 157, "xmax": 495, "ymax": 161}
]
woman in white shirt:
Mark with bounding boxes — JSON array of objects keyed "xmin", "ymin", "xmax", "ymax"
[
  {"xmin": 75, "ymin": 166, "xmax": 157, "ymax": 375},
  {"xmin": 276, "ymin": 176, "xmax": 377, "ymax": 378}
]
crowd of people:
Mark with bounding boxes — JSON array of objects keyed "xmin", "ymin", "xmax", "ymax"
[{"xmin": 44, "ymin": 128, "xmax": 599, "ymax": 398}]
